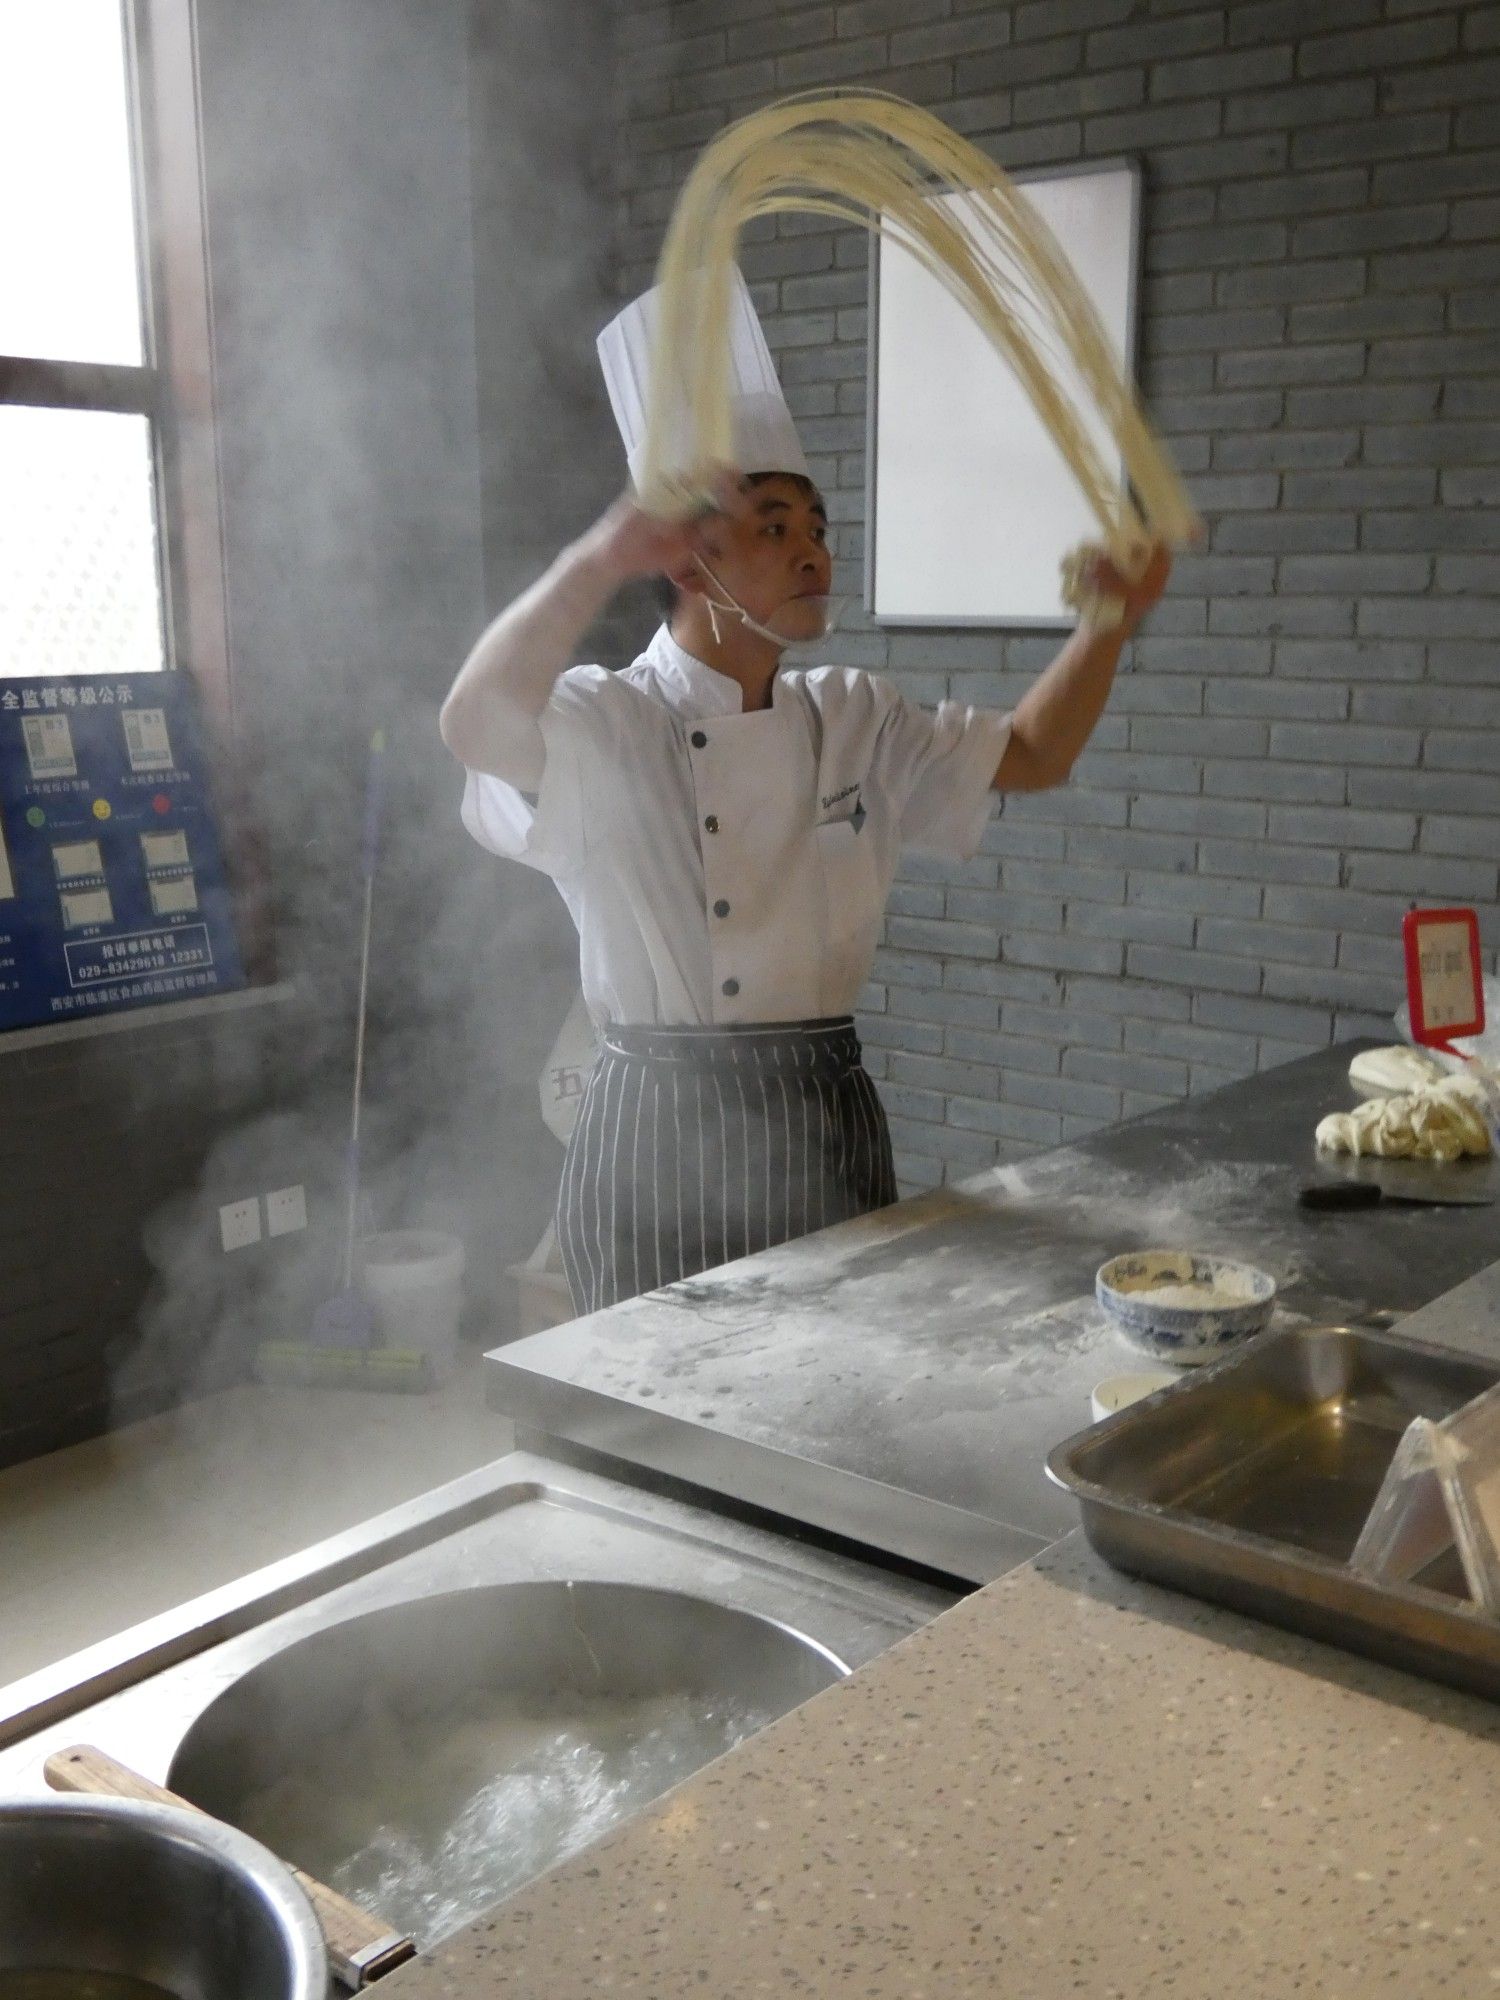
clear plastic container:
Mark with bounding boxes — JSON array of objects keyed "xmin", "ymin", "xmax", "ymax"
[{"xmin": 1351, "ymin": 1376, "xmax": 1500, "ymax": 1615}]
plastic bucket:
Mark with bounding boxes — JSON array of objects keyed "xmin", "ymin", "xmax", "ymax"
[{"xmin": 357, "ymin": 1230, "xmax": 466, "ymax": 1380}]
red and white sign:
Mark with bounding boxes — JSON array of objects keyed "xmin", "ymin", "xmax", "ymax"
[{"xmin": 1403, "ymin": 906, "xmax": 1485, "ymax": 1053}]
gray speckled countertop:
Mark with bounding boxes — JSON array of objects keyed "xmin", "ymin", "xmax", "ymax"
[{"xmin": 390, "ymin": 1529, "xmax": 1500, "ymax": 1999}]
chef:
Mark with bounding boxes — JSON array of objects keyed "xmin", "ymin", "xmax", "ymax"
[{"xmin": 440, "ymin": 271, "xmax": 1170, "ymax": 1313}]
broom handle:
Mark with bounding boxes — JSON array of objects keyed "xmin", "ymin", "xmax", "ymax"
[{"xmin": 342, "ymin": 731, "xmax": 385, "ymax": 1291}]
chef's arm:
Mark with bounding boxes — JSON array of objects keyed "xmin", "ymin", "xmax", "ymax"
[
  {"xmin": 439, "ymin": 538, "xmax": 621, "ymax": 786},
  {"xmin": 993, "ymin": 544, "xmax": 1172, "ymax": 793},
  {"xmin": 440, "ymin": 488, "xmax": 730, "ymax": 786}
]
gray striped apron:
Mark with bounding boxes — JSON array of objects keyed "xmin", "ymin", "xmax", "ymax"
[{"xmin": 556, "ymin": 1016, "xmax": 898, "ymax": 1315}]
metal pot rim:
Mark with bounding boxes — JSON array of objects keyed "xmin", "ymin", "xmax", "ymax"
[{"xmin": 0, "ymin": 1793, "xmax": 328, "ymax": 1993}]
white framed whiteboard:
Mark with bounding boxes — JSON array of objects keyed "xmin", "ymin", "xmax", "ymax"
[{"xmin": 866, "ymin": 159, "xmax": 1142, "ymax": 628}]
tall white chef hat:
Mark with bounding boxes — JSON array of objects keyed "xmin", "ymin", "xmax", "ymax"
[{"xmin": 597, "ymin": 265, "xmax": 809, "ymax": 490}]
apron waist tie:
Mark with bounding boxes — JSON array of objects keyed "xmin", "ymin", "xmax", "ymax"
[{"xmin": 602, "ymin": 1016, "xmax": 861, "ymax": 1078}]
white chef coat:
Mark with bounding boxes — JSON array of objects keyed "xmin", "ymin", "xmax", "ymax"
[{"xmin": 461, "ymin": 624, "xmax": 1011, "ymax": 1028}]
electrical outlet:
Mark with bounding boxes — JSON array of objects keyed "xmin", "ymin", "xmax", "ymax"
[
  {"xmin": 266, "ymin": 1184, "xmax": 307, "ymax": 1238},
  {"xmin": 219, "ymin": 1198, "xmax": 261, "ymax": 1252}
]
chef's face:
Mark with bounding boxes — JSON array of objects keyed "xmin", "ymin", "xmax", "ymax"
[{"xmin": 696, "ymin": 473, "xmax": 833, "ymax": 642}]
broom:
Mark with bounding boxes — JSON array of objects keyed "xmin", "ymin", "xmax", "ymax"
[{"xmin": 255, "ymin": 728, "xmax": 432, "ymax": 1391}]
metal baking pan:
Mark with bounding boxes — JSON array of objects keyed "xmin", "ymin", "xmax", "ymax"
[{"xmin": 1047, "ymin": 1325, "xmax": 1500, "ymax": 1703}]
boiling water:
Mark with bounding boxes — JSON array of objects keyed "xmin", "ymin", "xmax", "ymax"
[
  {"xmin": 0, "ymin": 1977, "xmax": 178, "ymax": 2000},
  {"xmin": 240, "ymin": 1687, "xmax": 771, "ymax": 1946}
]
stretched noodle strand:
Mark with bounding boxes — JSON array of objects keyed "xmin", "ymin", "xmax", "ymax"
[{"xmin": 640, "ymin": 91, "xmax": 1201, "ymax": 619}]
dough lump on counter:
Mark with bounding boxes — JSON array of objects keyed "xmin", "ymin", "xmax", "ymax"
[
  {"xmin": 1347, "ymin": 1044, "xmax": 1447, "ymax": 1097},
  {"xmin": 1315, "ymin": 1072, "xmax": 1493, "ymax": 1162}
]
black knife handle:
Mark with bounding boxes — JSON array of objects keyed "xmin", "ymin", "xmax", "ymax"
[{"xmin": 1299, "ymin": 1181, "xmax": 1383, "ymax": 1210}]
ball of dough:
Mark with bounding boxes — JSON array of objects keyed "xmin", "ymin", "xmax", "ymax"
[
  {"xmin": 1316, "ymin": 1073, "xmax": 1493, "ymax": 1162},
  {"xmin": 1347, "ymin": 1044, "xmax": 1447, "ymax": 1097}
]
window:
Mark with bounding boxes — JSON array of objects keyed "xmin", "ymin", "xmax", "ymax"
[{"xmin": 0, "ymin": 0, "xmax": 230, "ymax": 715}]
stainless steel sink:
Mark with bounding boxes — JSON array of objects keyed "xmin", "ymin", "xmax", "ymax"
[
  {"xmin": 166, "ymin": 1580, "xmax": 848, "ymax": 1944},
  {"xmin": 0, "ymin": 1453, "xmax": 951, "ymax": 1954}
]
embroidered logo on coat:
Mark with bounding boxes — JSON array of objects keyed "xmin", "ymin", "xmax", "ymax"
[{"xmin": 819, "ymin": 783, "xmax": 867, "ymax": 833}]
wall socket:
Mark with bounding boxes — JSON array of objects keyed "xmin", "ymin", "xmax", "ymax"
[
  {"xmin": 266, "ymin": 1184, "xmax": 308, "ymax": 1238},
  {"xmin": 219, "ymin": 1198, "xmax": 262, "ymax": 1252}
]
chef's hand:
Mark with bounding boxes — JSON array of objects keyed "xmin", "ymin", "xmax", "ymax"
[
  {"xmin": 583, "ymin": 470, "xmax": 742, "ymax": 587},
  {"xmin": 1075, "ymin": 540, "xmax": 1174, "ymax": 634}
]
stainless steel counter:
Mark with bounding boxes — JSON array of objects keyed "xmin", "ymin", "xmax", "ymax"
[
  {"xmin": 1387, "ymin": 1252, "xmax": 1500, "ymax": 1351},
  {"xmin": 0, "ymin": 1451, "xmax": 948, "ymax": 1798},
  {"xmin": 487, "ymin": 1044, "xmax": 1500, "ymax": 1583}
]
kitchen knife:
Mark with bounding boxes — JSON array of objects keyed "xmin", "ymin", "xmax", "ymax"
[{"xmin": 1300, "ymin": 1157, "xmax": 1496, "ymax": 1208}]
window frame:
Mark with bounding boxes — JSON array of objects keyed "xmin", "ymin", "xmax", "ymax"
[{"xmin": 132, "ymin": 0, "xmax": 235, "ymax": 734}]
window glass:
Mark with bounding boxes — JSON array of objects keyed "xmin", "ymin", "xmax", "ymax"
[
  {"xmin": 0, "ymin": 406, "xmax": 167, "ymax": 676},
  {"xmin": 0, "ymin": 0, "xmax": 146, "ymax": 365}
]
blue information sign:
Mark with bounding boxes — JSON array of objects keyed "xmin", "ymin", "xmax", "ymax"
[{"xmin": 0, "ymin": 675, "xmax": 246, "ymax": 1033}]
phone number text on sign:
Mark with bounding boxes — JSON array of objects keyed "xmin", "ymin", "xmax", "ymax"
[{"xmin": 64, "ymin": 924, "xmax": 214, "ymax": 989}]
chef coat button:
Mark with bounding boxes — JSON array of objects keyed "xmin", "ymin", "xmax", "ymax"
[
  {"xmin": 713, "ymin": 899, "xmax": 730, "ymax": 918},
  {"xmin": 722, "ymin": 978, "xmax": 740, "ymax": 997},
  {"xmin": 690, "ymin": 730, "xmax": 708, "ymax": 748},
  {"xmin": 704, "ymin": 814, "xmax": 720, "ymax": 834}
]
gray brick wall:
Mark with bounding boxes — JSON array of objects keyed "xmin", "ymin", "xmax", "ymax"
[{"xmin": 614, "ymin": 0, "xmax": 1500, "ymax": 1188}]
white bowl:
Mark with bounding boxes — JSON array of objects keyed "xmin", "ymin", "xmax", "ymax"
[
  {"xmin": 1090, "ymin": 1370, "xmax": 1178, "ymax": 1423},
  {"xmin": 1095, "ymin": 1249, "xmax": 1276, "ymax": 1364}
]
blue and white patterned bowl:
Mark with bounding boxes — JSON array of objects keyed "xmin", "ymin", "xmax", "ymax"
[{"xmin": 1095, "ymin": 1249, "xmax": 1277, "ymax": 1364}]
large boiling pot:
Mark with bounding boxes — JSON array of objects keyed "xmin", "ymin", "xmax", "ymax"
[
  {"xmin": 167, "ymin": 1580, "xmax": 847, "ymax": 1943},
  {"xmin": 0, "ymin": 1794, "xmax": 327, "ymax": 2000}
]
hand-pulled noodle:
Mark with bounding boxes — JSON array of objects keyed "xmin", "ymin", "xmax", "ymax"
[{"xmin": 640, "ymin": 90, "xmax": 1201, "ymax": 619}]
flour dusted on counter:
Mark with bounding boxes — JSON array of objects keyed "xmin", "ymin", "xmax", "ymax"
[{"xmin": 1316, "ymin": 1071, "xmax": 1493, "ymax": 1163}]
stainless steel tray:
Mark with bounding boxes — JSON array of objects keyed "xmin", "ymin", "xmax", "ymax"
[{"xmin": 1047, "ymin": 1325, "xmax": 1500, "ymax": 1702}]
